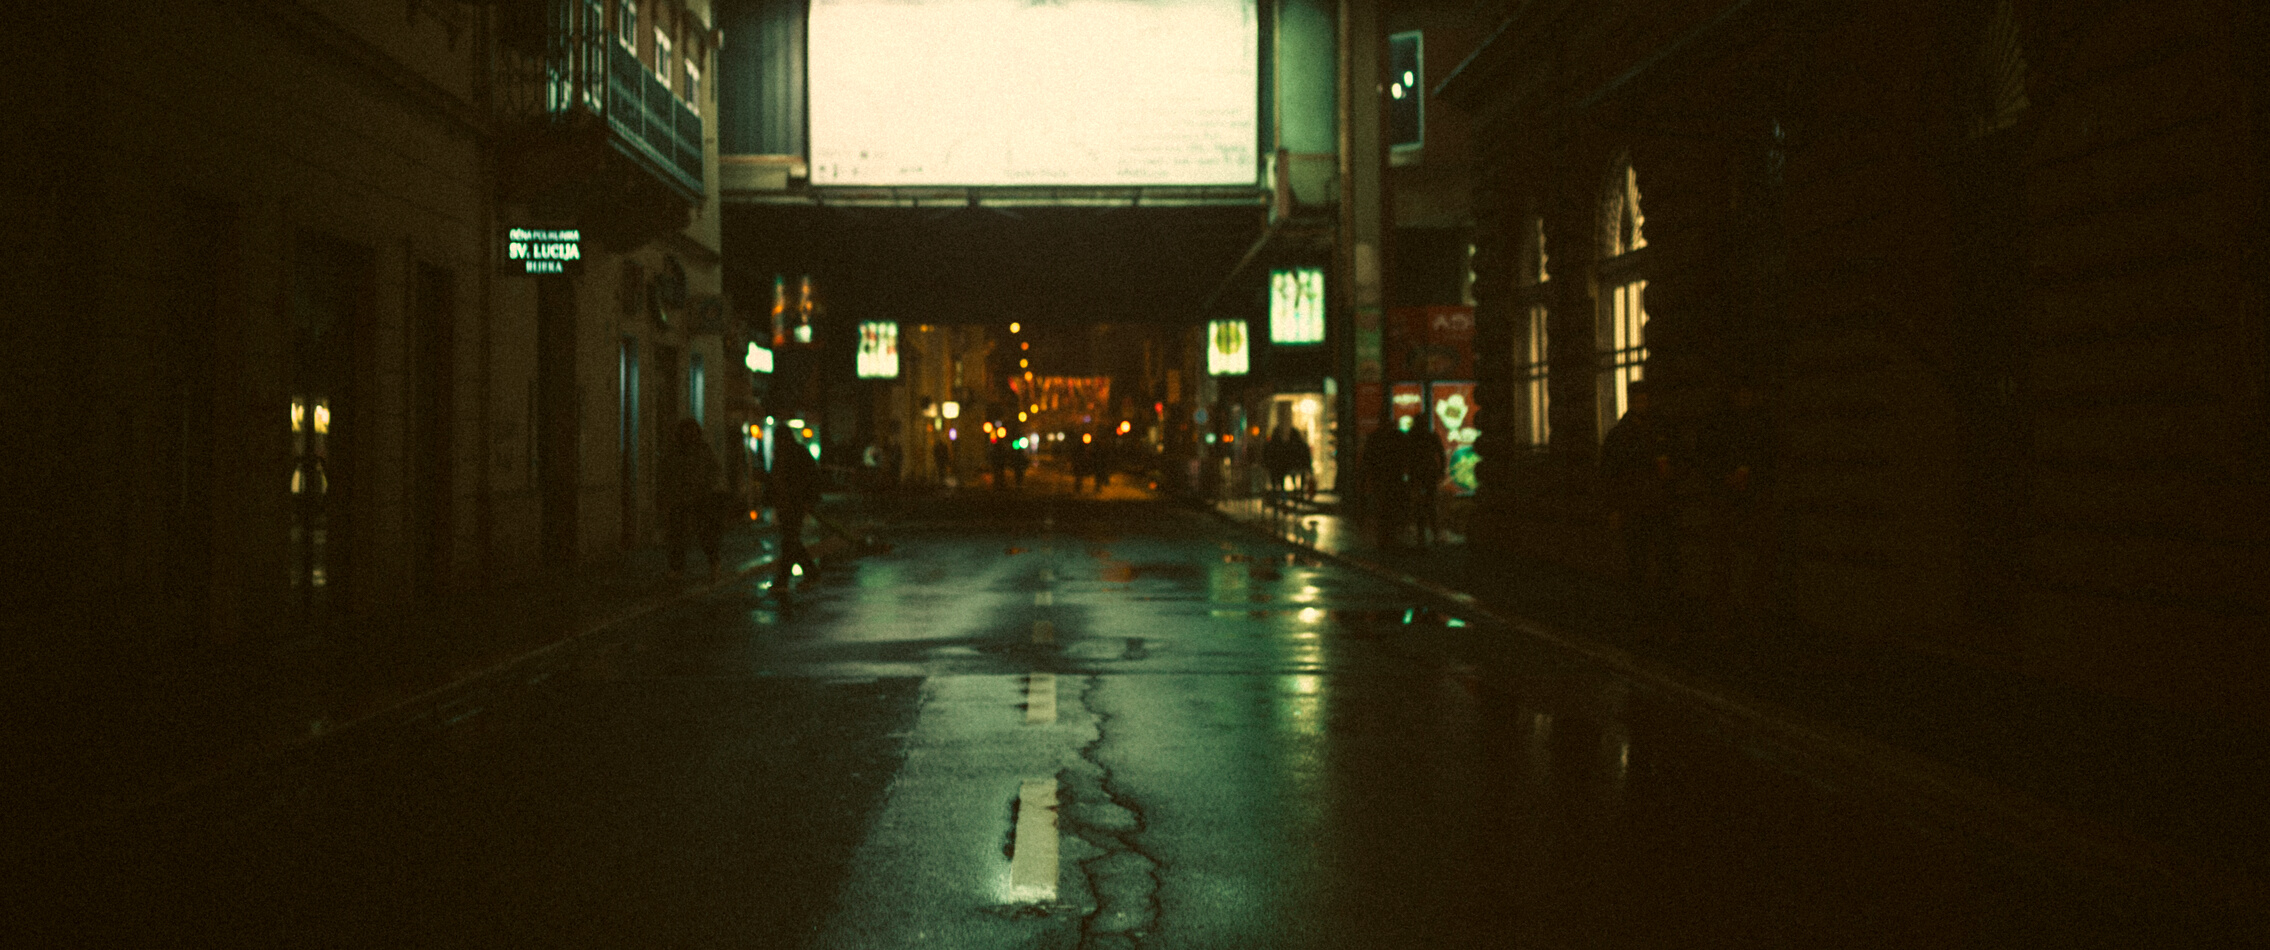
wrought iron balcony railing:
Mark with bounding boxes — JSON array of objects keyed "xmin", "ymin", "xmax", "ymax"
[{"xmin": 503, "ymin": 0, "xmax": 704, "ymax": 201}]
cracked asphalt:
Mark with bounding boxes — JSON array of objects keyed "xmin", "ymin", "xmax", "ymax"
[{"xmin": 33, "ymin": 491, "xmax": 2252, "ymax": 948}]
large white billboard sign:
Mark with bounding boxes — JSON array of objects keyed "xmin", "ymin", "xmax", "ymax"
[{"xmin": 810, "ymin": 0, "xmax": 1259, "ymax": 186}]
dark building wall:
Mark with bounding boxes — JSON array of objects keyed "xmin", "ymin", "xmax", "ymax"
[
  {"xmin": 1445, "ymin": 0, "xmax": 2268, "ymax": 725},
  {"xmin": 715, "ymin": 0, "xmax": 805, "ymax": 157}
]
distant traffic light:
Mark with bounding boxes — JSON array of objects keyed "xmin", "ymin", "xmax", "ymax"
[{"xmin": 1388, "ymin": 31, "xmax": 1423, "ymax": 150}]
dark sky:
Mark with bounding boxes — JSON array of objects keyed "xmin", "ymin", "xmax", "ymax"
[{"xmin": 721, "ymin": 203, "xmax": 1267, "ymax": 330}]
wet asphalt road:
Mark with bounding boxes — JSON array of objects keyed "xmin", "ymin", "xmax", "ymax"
[{"xmin": 35, "ymin": 492, "xmax": 2256, "ymax": 948}]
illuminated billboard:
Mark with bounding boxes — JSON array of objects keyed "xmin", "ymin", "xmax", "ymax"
[
  {"xmin": 1269, "ymin": 267, "xmax": 1324, "ymax": 344},
  {"xmin": 1207, "ymin": 319, "xmax": 1249, "ymax": 376},
  {"xmin": 809, "ymin": 0, "xmax": 1259, "ymax": 186},
  {"xmin": 856, "ymin": 321, "xmax": 900, "ymax": 378}
]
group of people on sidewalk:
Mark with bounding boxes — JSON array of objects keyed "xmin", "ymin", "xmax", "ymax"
[
  {"xmin": 1261, "ymin": 425, "xmax": 1315, "ymax": 502},
  {"xmin": 659, "ymin": 417, "xmax": 821, "ymax": 595},
  {"xmin": 1327, "ymin": 377, "xmax": 1772, "ymax": 632},
  {"xmin": 987, "ymin": 437, "xmax": 1031, "ymax": 489},
  {"xmin": 1598, "ymin": 378, "xmax": 1774, "ymax": 631},
  {"xmin": 1350, "ymin": 417, "xmax": 1449, "ymax": 548}
]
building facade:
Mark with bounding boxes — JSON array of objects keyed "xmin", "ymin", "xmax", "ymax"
[
  {"xmin": 13, "ymin": 0, "xmax": 730, "ymax": 666},
  {"xmin": 1437, "ymin": 0, "xmax": 2268, "ymax": 725}
]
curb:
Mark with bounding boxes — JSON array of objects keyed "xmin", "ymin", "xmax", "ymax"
[
  {"xmin": 1205, "ymin": 503, "xmax": 2270, "ymax": 915},
  {"xmin": 116, "ymin": 506, "xmax": 878, "ymax": 833}
]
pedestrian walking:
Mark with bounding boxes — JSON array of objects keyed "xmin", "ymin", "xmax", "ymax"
[
  {"xmin": 1599, "ymin": 379, "xmax": 1682, "ymax": 602},
  {"xmin": 767, "ymin": 427, "xmax": 822, "ymax": 595},
  {"xmin": 1264, "ymin": 426, "xmax": 1293, "ymax": 504},
  {"xmin": 1072, "ymin": 435, "xmax": 1095, "ymax": 493},
  {"xmin": 1357, "ymin": 425, "xmax": 1406, "ymax": 547},
  {"xmin": 932, "ymin": 439, "xmax": 953, "ymax": 489},
  {"xmin": 661, "ymin": 418, "xmax": 726, "ymax": 582},
  {"xmin": 987, "ymin": 437, "xmax": 1012, "ymax": 490},
  {"xmin": 1402, "ymin": 417, "xmax": 1446, "ymax": 548},
  {"xmin": 1289, "ymin": 426, "xmax": 1314, "ymax": 500}
]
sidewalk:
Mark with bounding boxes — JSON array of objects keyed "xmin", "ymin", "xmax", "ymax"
[
  {"xmin": 13, "ymin": 495, "xmax": 883, "ymax": 853},
  {"xmin": 1213, "ymin": 493, "xmax": 2270, "ymax": 908}
]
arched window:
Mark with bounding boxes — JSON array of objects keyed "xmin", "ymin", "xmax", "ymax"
[
  {"xmin": 1597, "ymin": 158, "xmax": 1649, "ymax": 437},
  {"xmin": 1966, "ymin": 0, "xmax": 2030, "ymax": 139},
  {"xmin": 1515, "ymin": 214, "xmax": 1551, "ymax": 448}
]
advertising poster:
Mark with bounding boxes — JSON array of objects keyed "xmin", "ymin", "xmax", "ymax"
[
  {"xmin": 1389, "ymin": 383, "xmax": 1425, "ymax": 435},
  {"xmin": 1429, "ymin": 381, "xmax": 1479, "ymax": 496},
  {"xmin": 1385, "ymin": 305, "xmax": 1475, "ymax": 379}
]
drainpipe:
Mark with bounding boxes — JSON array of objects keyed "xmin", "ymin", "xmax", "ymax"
[{"xmin": 475, "ymin": 3, "xmax": 497, "ymax": 590}]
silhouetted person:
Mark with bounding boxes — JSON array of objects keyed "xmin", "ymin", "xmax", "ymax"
[
  {"xmin": 1698, "ymin": 379, "xmax": 1775, "ymax": 634},
  {"xmin": 1010, "ymin": 441, "xmax": 1029, "ymax": 487},
  {"xmin": 661, "ymin": 418, "xmax": 725, "ymax": 582},
  {"xmin": 1072, "ymin": 436, "xmax": 1096, "ymax": 493},
  {"xmin": 988, "ymin": 438, "xmax": 1012, "ymax": 489},
  {"xmin": 1289, "ymin": 426, "xmax": 1314, "ymax": 499},
  {"xmin": 1264, "ymin": 426, "xmax": 1294, "ymax": 503},
  {"xmin": 767, "ymin": 430, "xmax": 822, "ymax": 595},
  {"xmin": 1356, "ymin": 426, "xmax": 1405, "ymax": 547},
  {"xmin": 932, "ymin": 439, "xmax": 952, "ymax": 489},
  {"xmin": 1401, "ymin": 417, "xmax": 1446, "ymax": 547},
  {"xmin": 881, "ymin": 437, "xmax": 903, "ymax": 491},
  {"xmin": 1600, "ymin": 380, "xmax": 1681, "ymax": 600}
]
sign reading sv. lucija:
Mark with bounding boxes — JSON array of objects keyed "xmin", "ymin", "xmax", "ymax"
[
  {"xmin": 1207, "ymin": 319, "xmax": 1249, "ymax": 376},
  {"xmin": 503, "ymin": 228, "xmax": 583, "ymax": 275}
]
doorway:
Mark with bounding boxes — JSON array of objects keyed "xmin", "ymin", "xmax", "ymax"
[
  {"xmin": 412, "ymin": 263, "xmax": 456, "ymax": 597},
  {"xmin": 537, "ymin": 276, "xmax": 580, "ymax": 568},
  {"xmin": 158, "ymin": 194, "xmax": 225, "ymax": 642},
  {"xmin": 290, "ymin": 231, "xmax": 371, "ymax": 627},
  {"xmin": 619, "ymin": 337, "xmax": 642, "ymax": 549}
]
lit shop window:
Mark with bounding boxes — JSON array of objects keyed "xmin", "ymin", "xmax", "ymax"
[
  {"xmin": 1521, "ymin": 305, "xmax": 1550, "ymax": 448},
  {"xmin": 1597, "ymin": 160, "xmax": 1648, "ymax": 437},
  {"xmin": 1516, "ymin": 214, "xmax": 1551, "ymax": 449}
]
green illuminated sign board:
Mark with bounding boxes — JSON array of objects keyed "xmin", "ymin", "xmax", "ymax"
[{"xmin": 504, "ymin": 227, "xmax": 583, "ymax": 275}]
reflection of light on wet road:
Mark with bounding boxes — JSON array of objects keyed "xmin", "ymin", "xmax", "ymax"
[{"xmin": 1297, "ymin": 607, "xmax": 1324, "ymax": 624}]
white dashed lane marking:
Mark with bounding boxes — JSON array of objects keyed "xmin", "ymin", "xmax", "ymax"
[
  {"xmin": 1007, "ymin": 778, "xmax": 1060, "ymax": 902},
  {"xmin": 1025, "ymin": 673, "xmax": 1056, "ymax": 724}
]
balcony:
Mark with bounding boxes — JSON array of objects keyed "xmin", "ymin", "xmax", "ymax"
[
  {"xmin": 499, "ymin": 1, "xmax": 704, "ymax": 228},
  {"xmin": 597, "ymin": 39, "xmax": 703, "ymax": 199}
]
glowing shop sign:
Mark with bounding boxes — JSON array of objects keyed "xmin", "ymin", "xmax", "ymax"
[
  {"xmin": 504, "ymin": 227, "xmax": 583, "ymax": 275},
  {"xmin": 856, "ymin": 321, "xmax": 900, "ymax": 378},
  {"xmin": 1269, "ymin": 267, "xmax": 1325, "ymax": 344},
  {"xmin": 744, "ymin": 341, "xmax": 774, "ymax": 374},
  {"xmin": 1207, "ymin": 319, "xmax": 1249, "ymax": 376}
]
